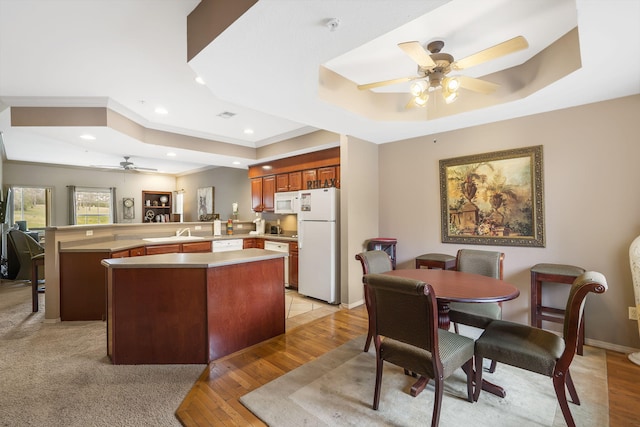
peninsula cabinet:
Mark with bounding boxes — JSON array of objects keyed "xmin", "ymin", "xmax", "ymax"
[
  {"xmin": 103, "ymin": 250, "xmax": 286, "ymax": 364},
  {"xmin": 251, "ymin": 176, "xmax": 275, "ymax": 212},
  {"xmin": 60, "ymin": 247, "xmax": 143, "ymax": 321}
]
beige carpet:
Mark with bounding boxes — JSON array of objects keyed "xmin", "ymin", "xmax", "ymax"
[
  {"xmin": 240, "ymin": 334, "xmax": 609, "ymax": 426},
  {"xmin": 0, "ymin": 281, "xmax": 205, "ymax": 427}
]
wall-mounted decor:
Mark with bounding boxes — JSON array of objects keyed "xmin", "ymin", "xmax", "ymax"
[
  {"xmin": 439, "ymin": 145, "xmax": 545, "ymax": 247},
  {"xmin": 197, "ymin": 187, "xmax": 214, "ymax": 221},
  {"xmin": 122, "ymin": 197, "xmax": 135, "ymax": 219}
]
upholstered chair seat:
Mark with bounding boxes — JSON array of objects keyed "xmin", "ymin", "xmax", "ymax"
[{"xmin": 473, "ymin": 271, "xmax": 608, "ymax": 427}]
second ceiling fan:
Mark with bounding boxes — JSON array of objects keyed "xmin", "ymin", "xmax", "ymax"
[{"xmin": 357, "ymin": 36, "xmax": 528, "ymax": 108}]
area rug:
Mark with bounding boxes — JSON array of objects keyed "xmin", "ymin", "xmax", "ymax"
[
  {"xmin": 240, "ymin": 335, "xmax": 609, "ymax": 426},
  {"xmin": 0, "ymin": 281, "xmax": 206, "ymax": 427}
]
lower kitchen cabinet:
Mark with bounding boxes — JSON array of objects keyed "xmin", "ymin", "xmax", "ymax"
[
  {"xmin": 181, "ymin": 241, "xmax": 212, "ymax": 253},
  {"xmin": 289, "ymin": 242, "xmax": 298, "ymax": 289},
  {"xmin": 243, "ymin": 238, "xmax": 256, "ymax": 249}
]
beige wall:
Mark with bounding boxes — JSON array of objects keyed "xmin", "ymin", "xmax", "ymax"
[
  {"xmin": 2, "ymin": 163, "xmax": 176, "ymax": 225},
  {"xmin": 176, "ymin": 167, "xmax": 251, "ymax": 222},
  {"xmin": 378, "ymin": 94, "xmax": 640, "ymax": 350},
  {"xmin": 340, "ymin": 135, "xmax": 379, "ymax": 308}
]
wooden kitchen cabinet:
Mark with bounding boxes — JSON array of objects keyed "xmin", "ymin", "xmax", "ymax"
[
  {"xmin": 302, "ymin": 169, "xmax": 317, "ymax": 190},
  {"xmin": 111, "ymin": 246, "xmax": 145, "ymax": 258},
  {"xmin": 61, "ymin": 247, "xmax": 142, "ymax": 321},
  {"xmin": 145, "ymin": 244, "xmax": 181, "ymax": 255},
  {"xmin": 251, "ymin": 176, "xmax": 276, "ymax": 212},
  {"xmin": 318, "ymin": 166, "xmax": 337, "ymax": 187},
  {"xmin": 256, "ymin": 239, "xmax": 265, "ymax": 249},
  {"xmin": 243, "ymin": 238, "xmax": 256, "ymax": 249},
  {"xmin": 181, "ymin": 241, "xmax": 212, "ymax": 253},
  {"xmin": 276, "ymin": 171, "xmax": 303, "ymax": 192},
  {"xmin": 289, "ymin": 242, "xmax": 298, "ymax": 289}
]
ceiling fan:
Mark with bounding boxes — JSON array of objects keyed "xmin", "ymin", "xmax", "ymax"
[
  {"xmin": 93, "ymin": 156, "xmax": 158, "ymax": 172},
  {"xmin": 357, "ymin": 36, "xmax": 528, "ymax": 108}
]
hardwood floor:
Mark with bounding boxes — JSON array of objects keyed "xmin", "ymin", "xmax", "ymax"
[{"xmin": 176, "ymin": 305, "xmax": 640, "ymax": 426}]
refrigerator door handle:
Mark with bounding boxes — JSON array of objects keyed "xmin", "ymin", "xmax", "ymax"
[{"xmin": 297, "ymin": 219, "xmax": 304, "ymax": 248}]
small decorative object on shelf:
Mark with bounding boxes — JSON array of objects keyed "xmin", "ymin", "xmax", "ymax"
[
  {"xmin": 227, "ymin": 219, "xmax": 233, "ymax": 235},
  {"xmin": 159, "ymin": 195, "xmax": 168, "ymax": 207}
]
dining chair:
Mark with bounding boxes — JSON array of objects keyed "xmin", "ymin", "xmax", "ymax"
[
  {"xmin": 355, "ymin": 250, "xmax": 394, "ymax": 352},
  {"xmin": 473, "ymin": 271, "xmax": 607, "ymax": 427},
  {"xmin": 364, "ymin": 273, "xmax": 475, "ymax": 427},
  {"xmin": 449, "ymin": 248, "xmax": 504, "ymax": 373}
]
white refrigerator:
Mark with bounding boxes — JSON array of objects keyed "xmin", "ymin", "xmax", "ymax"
[{"xmin": 297, "ymin": 187, "xmax": 339, "ymax": 304}]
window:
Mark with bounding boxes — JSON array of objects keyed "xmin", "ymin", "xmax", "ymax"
[
  {"xmin": 8, "ymin": 186, "xmax": 52, "ymax": 229},
  {"xmin": 68, "ymin": 186, "xmax": 116, "ymax": 225}
]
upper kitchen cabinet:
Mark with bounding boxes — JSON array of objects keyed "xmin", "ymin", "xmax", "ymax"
[
  {"xmin": 276, "ymin": 171, "xmax": 303, "ymax": 192},
  {"xmin": 248, "ymin": 147, "xmax": 340, "ymax": 193},
  {"xmin": 302, "ymin": 169, "xmax": 317, "ymax": 190},
  {"xmin": 142, "ymin": 190, "xmax": 172, "ymax": 222},
  {"xmin": 251, "ymin": 176, "xmax": 276, "ymax": 212},
  {"xmin": 318, "ymin": 166, "xmax": 338, "ymax": 188}
]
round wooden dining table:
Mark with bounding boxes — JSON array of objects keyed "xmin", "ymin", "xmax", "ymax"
[
  {"xmin": 383, "ymin": 269, "xmax": 520, "ymax": 330},
  {"xmin": 381, "ymin": 268, "xmax": 520, "ymax": 398}
]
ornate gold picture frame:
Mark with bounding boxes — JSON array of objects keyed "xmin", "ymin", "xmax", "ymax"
[{"xmin": 440, "ymin": 145, "xmax": 545, "ymax": 247}]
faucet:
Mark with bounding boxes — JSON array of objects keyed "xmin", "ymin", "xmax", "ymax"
[{"xmin": 176, "ymin": 227, "xmax": 191, "ymax": 237}]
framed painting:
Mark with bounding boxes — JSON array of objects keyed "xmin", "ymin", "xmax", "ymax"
[
  {"xmin": 439, "ymin": 145, "xmax": 545, "ymax": 247},
  {"xmin": 197, "ymin": 187, "xmax": 214, "ymax": 221}
]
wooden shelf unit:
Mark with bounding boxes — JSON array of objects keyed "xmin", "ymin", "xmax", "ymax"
[{"xmin": 142, "ymin": 190, "xmax": 172, "ymax": 222}]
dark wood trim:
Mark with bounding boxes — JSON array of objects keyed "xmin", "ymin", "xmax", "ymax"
[{"xmin": 248, "ymin": 147, "xmax": 340, "ymax": 178}]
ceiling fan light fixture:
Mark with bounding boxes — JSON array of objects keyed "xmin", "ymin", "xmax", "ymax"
[
  {"xmin": 443, "ymin": 76, "xmax": 460, "ymax": 92},
  {"xmin": 409, "ymin": 80, "xmax": 428, "ymax": 97},
  {"xmin": 414, "ymin": 92, "xmax": 429, "ymax": 107},
  {"xmin": 443, "ymin": 89, "xmax": 458, "ymax": 104}
]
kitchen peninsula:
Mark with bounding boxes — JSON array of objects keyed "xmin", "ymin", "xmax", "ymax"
[
  {"xmin": 102, "ymin": 249, "xmax": 286, "ymax": 364},
  {"xmin": 45, "ymin": 223, "xmax": 296, "ymax": 323}
]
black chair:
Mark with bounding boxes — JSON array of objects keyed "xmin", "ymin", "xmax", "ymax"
[
  {"xmin": 8, "ymin": 229, "xmax": 45, "ymax": 281},
  {"xmin": 355, "ymin": 250, "xmax": 394, "ymax": 352},
  {"xmin": 364, "ymin": 273, "xmax": 475, "ymax": 427},
  {"xmin": 473, "ymin": 271, "xmax": 608, "ymax": 427},
  {"xmin": 449, "ymin": 249, "xmax": 504, "ymax": 373}
]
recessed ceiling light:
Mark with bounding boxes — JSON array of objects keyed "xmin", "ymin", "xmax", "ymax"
[
  {"xmin": 80, "ymin": 134, "xmax": 96, "ymax": 140},
  {"xmin": 244, "ymin": 128, "xmax": 254, "ymax": 135},
  {"xmin": 155, "ymin": 106, "xmax": 168, "ymax": 115},
  {"xmin": 166, "ymin": 152, "xmax": 176, "ymax": 157},
  {"xmin": 232, "ymin": 161, "xmax": 241, "ymax": 165},
  {"xmin": 195, "ymin": 76, "xmax": 206, "ymax": 85}
]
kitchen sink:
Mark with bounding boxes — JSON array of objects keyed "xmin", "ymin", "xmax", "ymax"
[{"xmin": 142, "ymin": 236, "xmax": 205, "ymax": 243}]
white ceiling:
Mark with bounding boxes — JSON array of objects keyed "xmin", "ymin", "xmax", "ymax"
[{"xmin": 0, "ymin": 0, "xmax": 638, "ymax": 175}]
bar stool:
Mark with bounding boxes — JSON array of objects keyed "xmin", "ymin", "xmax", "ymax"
[
  {"xmin": 415, "ymin": 253, "xmax": 456, "ymax": 270},
  {"xmin": 31, "ymin": 253, "xmax": 45, "ymax": 312},
  {"xmin": 531, "ymin": 263, "xmax": 586, "ymax": 355}
]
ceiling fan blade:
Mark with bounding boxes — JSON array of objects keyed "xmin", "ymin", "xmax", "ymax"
[
  {"xmin": 398, "ymin": 41, "xmax": 436, "ymax": 69},
  {"xmin": 91, "ymin": 165, "xmax": 122, "ymax": 169},
  {"xmin": 451, "ymin": 36, "xmax": 528, "ymax": 71},
  {"xmin": 457, "ymin": 75, "xmax": 499, "ymax": 94},
  {"xmin": 132, "ymin": 166, "xmax": 158, "ymax": 172},
  {"xmin": 405, "ymin": 97, "xmax": 417, "ymax": 110},
  {"xmin": 357, "ymin": 75, "xmax": 420, "ymax": 91}
]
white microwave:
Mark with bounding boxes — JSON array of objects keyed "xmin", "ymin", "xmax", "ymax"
[{"xmin": 274, "ymin": 191, "xmax": 298, "ymax": 214}]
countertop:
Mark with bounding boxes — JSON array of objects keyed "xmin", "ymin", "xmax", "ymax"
[
  {"xmin": 101, "ymin": 248, "xmax": 286, "ymax": 269},
  {"xmin": 59, "ymin": 233, "xmax": 297, "ymax": 252}
]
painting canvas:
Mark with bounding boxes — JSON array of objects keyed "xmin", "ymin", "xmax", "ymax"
[
  {"xmin": 197, "ymin": 187, "xmax": 214, "ymax": 221},
  {"xmin": 440, "ymin": 145, "xmax": 545, "ymax": 247}
]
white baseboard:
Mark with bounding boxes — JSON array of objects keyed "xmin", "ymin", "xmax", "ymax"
[
  {"xmin": 585, "ymin": 338, "xmax": 640, "ymax": 354},
  {"xmin": 341, "ymin": 299, "xmax": 365, "ymax": 310}
]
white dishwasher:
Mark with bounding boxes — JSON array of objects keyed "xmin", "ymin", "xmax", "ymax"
[
  {"xmin": 212, "ymin": 239, "xmax": 243, "ymax": 253},
  {"xmin": 265, "ymin": 240, "xmax": 289, "ymax": 287}
]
